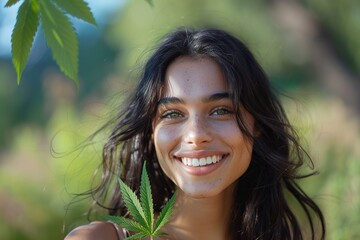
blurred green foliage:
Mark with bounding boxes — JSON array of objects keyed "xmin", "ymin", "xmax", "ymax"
[
  {"xmin": 303, "ymin": 0, "xmax": 360, "ymax": 74},
  {"xmin": 0, "ymin": 0, "xmax": 359, "ymax": 239},
  {"xmin": 107, "ymin": 0, "xmax": 287, "ymax": 74}
]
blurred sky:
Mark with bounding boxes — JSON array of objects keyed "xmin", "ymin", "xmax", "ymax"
[{"xmin": 0, "ymin": 0, "xmax": 125, "ymax": 57}]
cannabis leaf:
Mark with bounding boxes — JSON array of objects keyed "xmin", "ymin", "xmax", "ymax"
[
  {"xmin": 10, "ymin": 0, "xmax": 40, "ymax": 84},
  {"xmin": 5, "ymin": 0, "xmax": 154, "ymax": 87},
  {"xmin": 106, "ymin": 162, "xmax": 176, "ymax": 240},
  {"xmin": 53, "ymin": 0, "xmax": 96, "ymax": 25},
  {"xmin": 5, "ymin": 0, "xmax": 21, "ymax": 8},
  {"xmin": 7, "ymin": 0, "xmax": 96, "ymax": 86}
]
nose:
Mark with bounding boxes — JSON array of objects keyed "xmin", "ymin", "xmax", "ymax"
[{"xmin": 183, "ymin": 115, "xmax": 212, "ymax": 146}]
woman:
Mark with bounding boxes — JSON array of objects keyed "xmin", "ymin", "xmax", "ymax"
[{"xmin": 65, "ymin": 28, "xmax": 325, "ymax": 239}]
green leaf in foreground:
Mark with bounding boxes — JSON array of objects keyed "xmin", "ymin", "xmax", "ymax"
[
  {"xmin": 117, "ymin": 177, "xmax": 149, "ymax": 232},
  {"xmin": 11, "ymin": 0, "xmax": 40, "ymax": 84},
  {"xmin": 106, "ymin": 162, "xmax": 176, "ymax": 239},
  {"xmin": 154, "ymin": 191, "xmax": 176, "ymax": 233},
  {"xmin": 140, "ymin": 163, "xmax": 154, "ymax": 230},
  {"xmin": 126, "ymin": 232, "xmax": 149, "ymax": 240},
  {"xmin": 39, "ymin": 0, "xmax": 79, "ymax": 86},
  {"xmin": 106, "ymin": 215, "xmax": 145, "ymax": 233}
]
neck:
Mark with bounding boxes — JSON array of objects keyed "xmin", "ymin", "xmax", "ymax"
[{"xmin": 163, "ymin": 186, "xmax": 234, "ymax": 240}]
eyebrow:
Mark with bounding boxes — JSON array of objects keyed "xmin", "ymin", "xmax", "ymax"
[{"xmin": 157, "ymin": 92, "xmax": 230, "ymax": 106}]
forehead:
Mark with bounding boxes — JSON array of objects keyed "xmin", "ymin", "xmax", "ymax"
[{"xmin": 163, "ymin": 56, "xmax": 228, "ymax": 97}]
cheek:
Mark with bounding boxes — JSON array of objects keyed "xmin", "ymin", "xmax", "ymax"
[
  {"xmin": 213, "ymin": 120, "xmax": 242, "ymax": 140},
  {"xmin": 154, "ymin": 125, "xmax": 179, "ymax": 158},
  {"xmin": 216, "ymin": 121, "xmax": 253, "ymax": 161},
  {"xmin": 153, "ymin": 126, "xmax": 180, "ymax": 182}
]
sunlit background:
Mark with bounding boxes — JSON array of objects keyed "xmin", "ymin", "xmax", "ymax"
[{"xmin": 1, "ymin": 0, "xmax": 359, "ymax": 239}]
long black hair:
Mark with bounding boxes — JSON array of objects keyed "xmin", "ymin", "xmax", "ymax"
[{"xmin": 88, "ymin": 28, "xmax": 325, "ymax": 239}]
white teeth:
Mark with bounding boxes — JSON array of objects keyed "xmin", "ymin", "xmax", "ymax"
[
  {"xmin": 206, "ymin": 156, "xmax": 212, "ymax": 164},
  {"xmin": 193, "ymin": 158, "xmax": 199, "ymax": 167},
  {"xmin": 181, "ymin": 155, "xmax": 223, "ymax": 167}
]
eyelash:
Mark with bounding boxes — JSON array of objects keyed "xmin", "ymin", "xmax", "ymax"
[
  {"xmin": 211, "ymin": 107, "xmax": 233, "ymax": 116},
  {"xmin": 160, "ymin": 107, "xmax": 232, "ymax": 120},
  {"xmin": 160, "ymin": 110, "xmax": 183, "ymax": 119}
]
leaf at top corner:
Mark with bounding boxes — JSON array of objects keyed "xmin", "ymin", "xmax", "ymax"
[
  {"xmin": 105, "ymin": 215, "xmax": 145, "ymax": 233},
  {"xmin": 5, "ymin": 0, "xmax": 21, "ymax": 7},
  {"xmin": 53, "ymin": 0, "xmax": 96, "ymax": 25},
  {"xmin": 140, "ymin": 162, "xmax": 154, "ymax": 231},
  {"xmin": 117, "ymin": 177, "xmax": 150, "ymax": 232},
  {"xmin": 153, "ymin": 191, "xmax": 176, "ymax": 233},
  {"xmin": 39, "ymin": 0, "xmax": 78, "ymax": 86},
  {"xmin": 11, "ymin": 0, "xmax": 40, "ymax": 84}
]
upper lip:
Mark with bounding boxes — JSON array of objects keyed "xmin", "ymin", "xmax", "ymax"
[{"xmin": 174, "ymin": 150, "xmax": 227, "ymax": 159}]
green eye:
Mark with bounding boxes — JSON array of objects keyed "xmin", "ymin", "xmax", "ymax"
[
  {"xmin": 161, "ymin": 110, "xmax": 183, "ymax": 119},
  {"xmin": 212, "ymin": 108, "xmax": 231, "ymax": 116}
]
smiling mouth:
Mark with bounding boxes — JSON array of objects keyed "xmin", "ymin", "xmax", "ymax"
[{"xmin": 177, "ymin": 155, "xmax": 226, "ymax": 167}]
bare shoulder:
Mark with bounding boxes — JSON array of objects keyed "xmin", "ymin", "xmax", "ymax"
[{"xmin": 64, "ymin": 221, "xmax": 123, "ymax": 240}]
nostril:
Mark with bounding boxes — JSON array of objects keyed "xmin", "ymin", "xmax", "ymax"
[
  {"xmin": 183, "ymin": 117, "xmax": 212, "ymax": 145},
  {"xmin": 184, "ymin": 131, "xmax": 212, "ymax": 145}
]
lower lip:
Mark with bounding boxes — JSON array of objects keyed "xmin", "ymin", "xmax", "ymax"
[{"xmin": 178, "ymin": 157, "xmax": 226, "ymax": 176}]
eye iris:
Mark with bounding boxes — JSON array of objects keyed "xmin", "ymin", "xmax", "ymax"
[
  {"xmin": 170, "ymin": 112, "xmax": 179, "ymax": 118},
  {"xmin": 216, "ymin": 108, "xmax": 227, "ymax": 115},
  {"xmin": 162, "ymin": 111, "xmax": 181, "ymax": 119}
]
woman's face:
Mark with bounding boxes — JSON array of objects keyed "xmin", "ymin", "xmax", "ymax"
[{"xmin": 153, "ymin": 56, "xmax": 254, "ymax": 198}]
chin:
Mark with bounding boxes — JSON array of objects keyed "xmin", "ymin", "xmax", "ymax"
[
  {"xmin": 184, "ymin": 191, "xmax": 215, "ymax": 199},
  {"xmin": 177, "ymin": 184, "xmax": 225, "ymax": 199}
]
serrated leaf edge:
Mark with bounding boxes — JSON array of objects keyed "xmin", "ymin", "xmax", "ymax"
[
  {"xmin": 5, "ymin": 0, "xmax": 21, "ymax": 8},
  {"xmin": 52, "ymin": 0, "xmax": 96, "ymax": 25},
  {"xmin": 109, "ymin": 164, "xmax": 176, "ymax": 239},
  {"xmin": 140, "ymin": 162, "xmax": 154, "ymax": 232},
  {"xmin": 105, "ymin": 215, "xmax": 145, "ymax": 233},
  {"xmin": 153, "ymin": 191, "xmax": 176, "ymax": 233},
  {"xmin": 39, "ymin": 0, "xmax": 79, "ymax": 86},
  {"xmin": 11, "ymin": 0, "xmax": 40, "ymax": 84},
  {"xmin": 118, "ymin": 177, "xmax": 150, "ymax": 232},
  {"xmin": 124, "ymin": 232, "xmax": 149, "ymax": 240}
]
